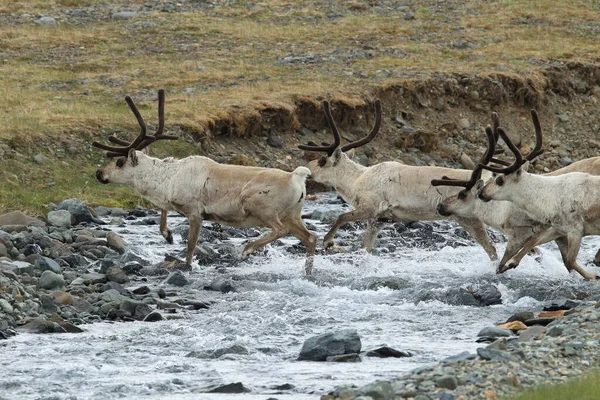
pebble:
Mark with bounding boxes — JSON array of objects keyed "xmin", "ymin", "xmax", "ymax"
[{"xmin": 35, "ymin": 17, "xmax": 56, "ymax": 26}]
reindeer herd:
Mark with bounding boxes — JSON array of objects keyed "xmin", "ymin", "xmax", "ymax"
[{"xmin": 93, "ymin": 90, "xmax": 600, "ymax": 280}]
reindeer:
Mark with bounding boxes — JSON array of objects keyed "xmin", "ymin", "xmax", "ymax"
[
  {"xmin": 298, "ymin": 99, "xmax": 498, "ymax": 260},
  {"xmin": 475, "ymin": 119, "xmax": 600, "ymax": 280},
  {"xmin": 93, "ymin": 90, "xmax": 317, "ymax": 274},
  {"xmin": 434, "ymin": 111, "xmax": 600, "ymax": 273}
]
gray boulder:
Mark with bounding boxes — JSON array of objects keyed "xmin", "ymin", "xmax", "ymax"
[
  {"xmin": 47, "ymin": 210, "xmax": 71, "ymax": 229},
  {"xmin": 38, "ymin": 270, "xmax": 65, "ymax": 290},
  {"xmin": 298, "ymin": 329, "xmax": 361, "ymax": 361},
  {"xmin": 36, "ymin": 16, "xmax": 57, "ymax": 26},
  {"xmin": 56, "ymin": 198, "xmax": 94, "ymax": 225},
  {"xmin": 106, "ymin": 232, "xmax": 126, "ymax": 254},
  {"xmin": 164, "ymin": 270, "xmax": 190, "ymax": 286},
  {"xmin": 106, "ymin": 266, "xmax": 129, "ymax": 284},
  {"xmin": 35, "ymin": 256, "xmax": 62, "ymax": 274}
]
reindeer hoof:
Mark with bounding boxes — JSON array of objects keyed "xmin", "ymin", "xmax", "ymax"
[{"xmin": 165, "ymin": 231, "xmax": 174, "ymax": 245}]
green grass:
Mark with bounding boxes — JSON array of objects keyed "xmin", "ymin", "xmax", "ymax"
[{"xmin": 507, "ymin": 370, "xmax": 600, "ymax": 400}]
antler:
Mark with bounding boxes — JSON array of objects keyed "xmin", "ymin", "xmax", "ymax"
[
  {"xmin": 339, "ymin": 99, "xmax": 382, "ymax": 152},
  {"xmin": 525, "ymin": 109, "xmax": 543, "ymax": 161},
  {"xmin": 431, "ymin": 126, "xmax": 496, "ymax": 189},
  {"xmin": 479, "ymin": 109, "xmax": 543, "ymax": 174},
  {"xmin": 92, "ymin": 89, "xmax": 178, "ymax": 158},
  {"xmin": 298, "ymin": 101, "xmax": 341, "ymax": 156},
  {"xmin": 298, "ymin": 99, "xmax": 382, "ymax": 155},
  {"xmin": 479, "ymin": 127, "xmax": 523, "ymax": 174}
]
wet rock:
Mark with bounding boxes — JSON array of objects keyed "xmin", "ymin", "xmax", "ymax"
[
  {"xmin": 17, "ymin": 318, "xmax": 66, "ymax": 334},
  {"xmin": 164, "ymin": 271, "xmax": 190, "ymax": 286},
  {"xmin": 204, "ymin": 382, "xmax": 250, "ymax": 394},
  {"xmin": 71, "ymin": 297, "xmax": 94, "ymax": 314},
  {"xmin": 47, "ymin": 210, "xmax": 71, "ymax": 229},
  {"xmin": 267, "ymin": 130, "xmax": 284, "ymax": 148},
  {"xmin": 327, "ymin": 353, "xmax": 361, "ymax": 362},
  {"xmin": 35, "ymin": 256, "xmax": 62, "ymax": 274},
  {"xmin": 471, "ymin": 285, "xmax": 502, "ymax": 306},
  {"xmin": 144, "ymin": 311, "xmax": 163, "ymax": 322},
  {"xmin": 106, "ymin": 266, "xmax": 129, "ymax": 284},
  {"xmin": 132, "ymin": 285, "xmax": 151, "ymax": 295},
  {"xmin": 506, "ymin": 311, "xmax": 535, "ymax": 323},
  {"xmin": 120, "ymin": 249, "xmax": 151, "ymax": 266},
  {"xmin": 205, "ymin": 278, "xmax": 234, "ymax": 293},
  {"xmin": 365, "ymin": 346, "xmax": 412, "ymax": 358},
  {"xmin": 106, "ymin": 232, "xmax": 127, "ymax": 254},
  {"xmin": 0, "ymin": 299, "xmax": 13, "ymax": 313},
  {"xmin": 298, "ymin": 329, "xmax": 361, "ymax": 361},
  {"xmin": 183, "ymin": 299, "xmax": 210, "ymax": 310},
  {"xmin": 477, "ymin": 327, "xmax": 513, "ymax": 338},
  {"xmin": 38, "ymin": 270, "xmax": 65, "ymax": 290},
  {"xmin": 122, "ymin": 262, "xmax": 142, "ymax": 275},
  {"xmin": 56, "ymin": 199, "xmax": 95, "ymax": 225}
]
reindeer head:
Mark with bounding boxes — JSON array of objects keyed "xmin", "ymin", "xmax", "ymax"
[
  {"xmin": 93, "ymin": 89, "xmax": 178, "ymax": 185},
  {"xmin": 432, "ymin": 123, "xmax": 498, "ymax": 217},
  {"xmin": 298, "ymin": 99, "xmax": 382, "ymax": 185},
  {"xmin": 478, "ymin": 110, "xmax": 544, "ymax": 202}
]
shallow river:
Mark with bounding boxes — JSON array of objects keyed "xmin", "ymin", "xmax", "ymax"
[{"xmin": 2, "ymin": 193, "xmax": 600, "ymax": 400}]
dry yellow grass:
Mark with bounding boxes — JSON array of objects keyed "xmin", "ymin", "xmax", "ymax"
[{"xmin": 0, "ymin": 0, "xmax": 599, "ymax": 212}]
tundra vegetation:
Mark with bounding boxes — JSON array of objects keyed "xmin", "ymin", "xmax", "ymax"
[{"xmin": 1, "ymin": 0, "xmax": 600, "ymax": 213}]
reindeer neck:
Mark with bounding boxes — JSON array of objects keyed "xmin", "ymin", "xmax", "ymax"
[
  {"xmin": 330, "ymin": 157, "xmax": 368, "ymax": 197},
  {"xmin": 502, "ymin": 172, "xmax": 555, "ymax": 221},
  {"xmin": 474, "ymin": 199, "xmax": 512, "ymax": 230}
]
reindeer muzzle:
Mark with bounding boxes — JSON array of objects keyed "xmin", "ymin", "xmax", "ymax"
[
  {"xmin": 477, "ymin": 191, "xmax": 491, "ymax": 203},
  {"xmin": 96, "ymin": 169, "xmax": 109, "ymax": 185},
  {"xmin": 436, "ymin": 203, "xmax": 451, "ymax": 217}
]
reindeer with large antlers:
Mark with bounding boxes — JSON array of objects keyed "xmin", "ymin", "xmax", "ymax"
[
  {"xmin": 475, "ymin": 114, "xmax": 600, "ymax": 280},
  {"xmin": 94, "ymin": 90, "xmax": 317, "ymax": 273},
  {"xmin": 299, "ymin": 99, "xmax": 498, "ymax": 259}
]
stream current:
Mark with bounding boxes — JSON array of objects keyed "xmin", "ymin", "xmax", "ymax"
[{"xmin": 2, "ymin": 192, "xmax": 600, "ymax": 399}]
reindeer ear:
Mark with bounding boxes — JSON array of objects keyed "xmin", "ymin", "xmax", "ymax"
[
  {"xmin": 128, "ymin": 149, "xmax": 139, "ymax": 167},
  {"xmin": 475, "ymin": 179, "xmax": 484, "ymax": 191},
  {"xmin": 521, "ymin": 161, "xmax": 530, "ymax": 172},
  {"xmin": 345, "ymin": 149, "xmax": 356, "ymax": 159},
  {"xmin": 332, "ymin": 148, "xmax": 343, "ymax": 166}
]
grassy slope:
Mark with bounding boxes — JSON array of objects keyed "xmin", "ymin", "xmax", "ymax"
[
  {"xmin": 0, "ymin": 0, "xmax": 599, "ymax": 214},
  {"xmin": 506, "ymin": 370, "xmax": 600, "ymax": 400}
]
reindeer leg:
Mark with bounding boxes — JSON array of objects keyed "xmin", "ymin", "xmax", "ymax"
[
  {"xmin": 497, "ymin": 237, "xmax": 528, "ymax": 273},
  {"xmin": 185, "ymin": 217, "xmax": 203, "ymax": 267},
  {"xmin": 362, "ymin": 219, "xmax": 386, "ymax": 252},
  {"xmin": 455, "ymin": 217, "xmax": 498, "ymax": 261},
  {"xmin": 287, "ymin": 218, "xmax": 317, "ymax": 275},
  {"xmin": 241, "ymin": 219, "xmax": 287, "ymax": 259},
  {"xmin": 594, "ymin": 248, "xmax": 600, "ymax": 265},
  {"xmin": 555, "ymin": 237, "xmax": 573, "ymax": 272},
  {"xmin": 160, "ymin": 209, "xmax": 174, "ymax": 244},
  {"xmin": 564, "ymin": 232, "xmax": 598, "ymax": 280},
  {"xmin": 323, "ymin": 210, "xmax": 371, "ymax": 250},
  {"xmin": 504, "ymin": 227, "xmax": 561, "ymax": 270}
]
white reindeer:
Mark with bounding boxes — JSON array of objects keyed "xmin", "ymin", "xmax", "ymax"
[
  {"xmin": 298, "ymin": 99, "xmax": 498, "ymax": 260},
  {"xmin": 434, "ymin": 111, "xmax": 600, "ymax": 273},
  {"xmin": 476, "ymin": 122, "xmax": 600, "ymax": 280},
  {"xmin": 94, "ymin": 90, "xmax": 317, "ymax": 274}
]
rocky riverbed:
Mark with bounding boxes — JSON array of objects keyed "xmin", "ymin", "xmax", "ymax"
[{"xmin": 2, "ymin": 194, "xmax": 600, "ymax": 399}]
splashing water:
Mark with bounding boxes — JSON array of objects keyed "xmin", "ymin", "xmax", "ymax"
[{"xmin": 2, "ymin": 193, "xmax": 599, "ymax": 399}]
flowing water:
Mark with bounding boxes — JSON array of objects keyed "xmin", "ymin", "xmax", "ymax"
[{"xmin": 2, "ymin": 193, "xmax": 600, "ymax": 400}]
